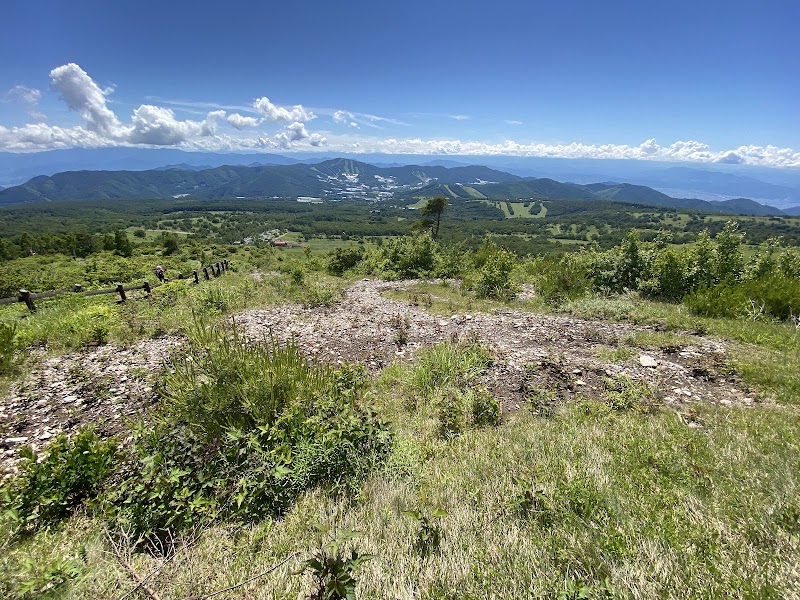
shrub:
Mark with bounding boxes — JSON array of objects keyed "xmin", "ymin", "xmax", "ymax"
[
  {"xmin": 403, "ymin": 508, "xmax": 447, "ymax": 556},
  {"xmin": 601, "ymin": 374, "xmax": 655, "ymax": 412},
  {"xmin": 298, "ymin": 282, "xmax": 340, "ymax": 308},
  {"xmin": 305, "ymin": 531, "xmax": 373, "ymax": 600},
  {"xmin": 327, "ymin": 246, "xmax": 365, "ymax": 276},
  {"xmin": 471, "ymin": 388, "xmax": 502, "ymax": 427},
  {"xmin": 379, "ymin": 233, "xmax": 439, "ymax": 279},
  {"xmin": 473, "ymin": 239, "xmax": 520, "ymax": 300},
  {"xmin": 104, "ymin": 320, "xmax": 392, "ymax": 544},
  {"xmin": 533, "ymin": 254, "xmax": 593, "ymax": 304},
  {"xmin": 1, "ymin": 429, "xmax": 117, "ymax": 535},
  {"xmin": 686, "ymin": 276, "xmax": 800, "ymax": 321},
  {"xmin": 0, "ymin": 321, "xmax": 18, "ymax": 374},
  {"xmin": 436, "ymin": 389, "xmax": 468, "ymax": 438}
]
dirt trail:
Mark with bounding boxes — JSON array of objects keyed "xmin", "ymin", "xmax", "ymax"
[{"xmin": 1, "ymin": 279, "xmax": 755, "ymax": 476}]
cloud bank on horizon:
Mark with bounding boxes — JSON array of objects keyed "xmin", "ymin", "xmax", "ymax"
[{"xmin": 1, "ymin": 63, "xmax": 799, "ymax": 169}]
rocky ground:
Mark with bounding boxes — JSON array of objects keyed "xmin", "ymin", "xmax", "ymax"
[{"xmin": 0, "ymin": 279, "xmax": 756, "ymax": 477}]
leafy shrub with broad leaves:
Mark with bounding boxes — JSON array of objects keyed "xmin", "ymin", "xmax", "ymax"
[
  {"xmin": 403, "ymin": 507, "xmax": 447, "ymax": 556},
  {"xmin": 327, "ymin": 246, "xmax": 365, "ymax": 276},
  {"xmin": 1, "ymin": 429, "xmax": 116, "ymax": 535},
  {"xmin": 472, "ymin": 238, "xmax": 520, "ymax": 300},
  {"xmin": 304, "ymin": 530, "xmax": 372, "ymax": 600},
  {"xmin": 103, "ymin": 320, "xmax": 392, "ymax": 545},
  {"xmin": 471, "ymin": 388, "xmax": 502, "ymax": 427}
]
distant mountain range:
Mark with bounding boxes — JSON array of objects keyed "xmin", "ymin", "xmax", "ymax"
[
  {"xmin": 0, "ymin": 157, "xmax": 795, "ymax": 217},
  {"xmin": 2, "ymin": 148, "xmax": 799, "ymax": 211}
]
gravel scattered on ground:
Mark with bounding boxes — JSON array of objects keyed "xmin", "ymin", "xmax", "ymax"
[{"xmin": 1, "ymin": 279, "xmax": 756, "ymax": 476}]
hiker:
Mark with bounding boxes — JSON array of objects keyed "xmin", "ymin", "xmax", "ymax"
[{"xmin": 155, "ymin": 265, "xmax": 166, "ymax": 282}]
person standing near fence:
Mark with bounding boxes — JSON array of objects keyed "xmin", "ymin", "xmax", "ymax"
[{"xmin": 155, "ymin": 265, "xmax": 166, "ymax": 282}]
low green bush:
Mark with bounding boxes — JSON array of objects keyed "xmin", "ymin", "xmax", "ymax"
[
  {"xmin": 104, "ymin": 320, "xmax": 392, "ymax": 544},
  {"xmin": 327, "ymin": 246, "xmax": 365, "ymax": 276},
  {"xmin": 473, "ymin": 239, "xmax": 520, "ymax": 300},
  {"xmin": 685, "ymin": 276, "xmax": 800, "ymax": 321},
  {"xmin": 0, "ymin": 321, "xmax": 17, "ymax": 374},
  {"xmin": 1, "ymin": 429, "xmax": 116, "ymax": 535}
]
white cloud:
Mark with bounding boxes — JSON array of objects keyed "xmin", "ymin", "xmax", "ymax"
[
  {"xmin": 504, "ymin": 120, "xmax": 523, "ymax": 125},
  {"xmin": 50, "ymin": 63, "xmax": 126, "ymax": 137},
  {"xmin": 128, "ymin": 106, "xmax": 225, "ymax": 145},
  {"xmin": 0, "ymin": 63, "xmax": 797, "ymax": 168},
  {"xmin": 332, "ymin": 110, "xmax": 360, "ymax": 129},
  {"xmin": 253, "ymin": 96, "xmax": 314, "ymax": 122},
  {"xmin": 314, "ymin": 135, "xmax": 800, "ymax": 169},
  {"xmin": 328, "ymin": 108, "xmax": 408, "ymax": 129},
  {"xmin": 3, "ymin": 85, "xmax": 47, "ymax": 123},
  {"xmin": 226, "ymin": 113, "xmax": 261, "ymax": 130},
  {"xmin": 449, "ymin": 114, "xmax": 472, "ymax": 121},
  {"xmin": 4, "ymin": 85, "xmax": 42, "ymax": 105},
  {"xmin": 308, "ymin": 133, "xmax": 327, "ymax": 147},
  {"xmin": 332, "ymin": 110, "xmax": 351, "ymax": 124},
  {"xmin": 0, "ymin": 123, "xmax": 105, "ymax": 151}
]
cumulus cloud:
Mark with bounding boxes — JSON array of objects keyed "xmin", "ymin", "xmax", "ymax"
[
  {"xmin": 0, "ymin": 64, "xmax": 797, "ymax": 166},
  {"xmin": 50, "ymin": 63, "xmax": 126, "ymax": 137},
  {"xmin": 0, "ymin": 123, "xmax": 103, "ymax": 151},
  {"xmin": 317, "ymin": 135, "xmax": 800, "ymax": 169},
  {"xmin": 128, "ymin": 106, "xmax": 225, "ymax": 145},
  {"xmin": 226, "ymin": 113, "xmax": 261, "ymax": 130},
  {"xmin": 308, "ymin": 133, "xmax": 327, "ymax": 147},
  {"xmin": 253, "ymin": 96, "xmax": 314, "ymax": 122}
]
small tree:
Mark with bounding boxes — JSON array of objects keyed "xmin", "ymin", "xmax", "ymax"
[
  {"xmin": 114, "ymin": 230, "xmax": 133, "ymax": 257},
  {"xmin": 163, "ymin": 234, "xmax": 180, "ymax": 255},
  {"xmin": 421, "ymin": 196, "xmax": 449, "ymax": 240}
]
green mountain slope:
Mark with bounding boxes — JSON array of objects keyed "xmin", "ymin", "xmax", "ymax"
[
  {"xmin": 0, "ymin": 159, "xmax": 787, "ymax": 216},
  {"xmin": 0, "ymin": 159, "xmax": 522, "ymax": 205}
]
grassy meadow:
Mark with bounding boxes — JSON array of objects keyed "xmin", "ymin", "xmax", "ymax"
[{"xmin": 1, "ymin": 215, "xmax": 800, "ymax": 598}]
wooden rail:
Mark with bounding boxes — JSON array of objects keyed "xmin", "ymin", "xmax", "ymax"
[{"xmin": 0, "ymin": 260, "xmax": 231, "ymax": 312}]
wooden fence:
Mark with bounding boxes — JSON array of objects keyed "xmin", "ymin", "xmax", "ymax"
[{"xmin": 0, "ymin": 260, "xmax": 232, "ymax": 313}]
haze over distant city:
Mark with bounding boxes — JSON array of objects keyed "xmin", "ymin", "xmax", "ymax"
[{"xmin": 1, "ymin": 0, "xmax": 797, "ymax": 169}]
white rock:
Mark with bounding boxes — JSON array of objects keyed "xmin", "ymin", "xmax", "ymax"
[
  {"xmin": 639, "ymin": 354, "xmax": 658, "ymax": 368},
  {"xmin": 4, "ymin": 437, "xmax": 28, "ymax": 446}
]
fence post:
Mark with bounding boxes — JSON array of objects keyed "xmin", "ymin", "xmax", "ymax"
[
  {"xmin": 203, "ymin": 267, "xmax": 209, "ymax": 280},
  {"xmin": 143, "ymin": 281, "xmax": 151, "ymax": 295},
  {"xmin": 19, "ymin": 289, "xmax": 36, "ymax": 313},
  {"xmin": 73, "ymin": 284, "xmax": 83, "ymax": 293},
  {"xmin": 193, "ymin": 270, "xmax": 199, "ymax": 284},
  {"xmin": 116, "ymin": 284, "xmax": 127, "ymax": 302},
  {"xmin": 214, "ymin": 263, "xmax": 221, "ymax": 276}
]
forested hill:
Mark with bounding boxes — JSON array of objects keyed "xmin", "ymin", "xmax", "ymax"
[
  {"xmin": 0, "ymin": 157, "xmax": 787, "ymax": 216},
  {"xmin": 0, "ymin": 159, "xmax": 520, "ymax": 205}
]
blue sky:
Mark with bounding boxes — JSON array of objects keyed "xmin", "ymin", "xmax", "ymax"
[{"xmin": 1, "ymin": 0, "xmax": 798, "ymax": 167}]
